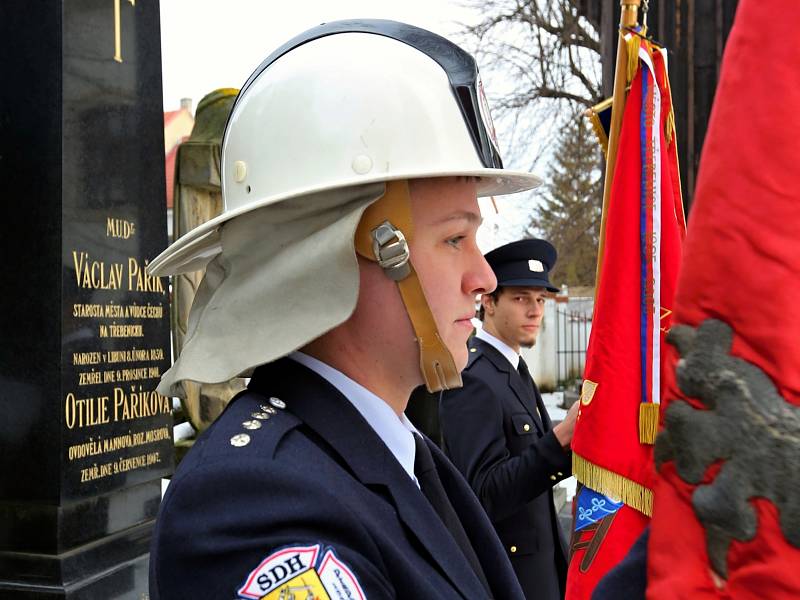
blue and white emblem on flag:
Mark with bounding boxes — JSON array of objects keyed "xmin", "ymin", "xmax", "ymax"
[{"xmin": 574, "ymin": 486, "xmax": 624, "ymax": 531}]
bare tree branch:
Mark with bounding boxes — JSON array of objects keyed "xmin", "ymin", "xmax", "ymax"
[{"xmin": 458, "ymin": 0, "xmax": 603, "ymax": 284}]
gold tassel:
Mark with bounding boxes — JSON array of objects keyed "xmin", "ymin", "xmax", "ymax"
[
  {"xmin": 572, "ymin": 453, "xmax": 653, "ymax": 517},
  {"xmin": 638, "ymin": 402, "xmax": 660, "ymax": 444},
  {"xmin": 626, "ymin": 33, "xmax": 641, "ymax": 84},
  {"xmin": 665, "ymin": 108, "xmax": 675, "ymax": 146},
  {"xmin": 584, "ymin": 98, "xmax": 613, "ymax": 157}
]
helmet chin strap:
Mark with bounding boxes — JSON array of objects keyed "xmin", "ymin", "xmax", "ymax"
[{"xmin": 354, "ymin": 180, "xmax": 463, "ymax": 392}]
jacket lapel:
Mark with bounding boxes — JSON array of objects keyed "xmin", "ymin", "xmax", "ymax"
[
  {"xmin": 471, "ymin": 338, "xmax": 545, "ymax": 434},
  {"xmin": 250, "ymin": 359, "xmax": 484, "ymax": 599}
]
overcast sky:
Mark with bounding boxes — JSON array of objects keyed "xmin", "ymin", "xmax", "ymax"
[
  {"xmin": 160, "ymin": 0, "xmax": 479, "ymax": 112},
  {"xmin": 159, "ymin": 0, "xmax": 539, "ymax": 250}
]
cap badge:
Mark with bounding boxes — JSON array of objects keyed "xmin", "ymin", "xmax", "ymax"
[{"xmin": 528, "ymin": 259, "xmax": 544, "ymax": 272}]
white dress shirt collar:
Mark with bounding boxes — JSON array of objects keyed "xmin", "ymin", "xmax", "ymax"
[
  {"xmin": 475, "ymin": 325, "xmax": 520, "ymax": 369},
  {"xmin": 288, "ymin": 351, "xmax": 418, "ymax": 482}
]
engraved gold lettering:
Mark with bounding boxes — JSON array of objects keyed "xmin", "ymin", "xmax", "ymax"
[
  {"xmin": 127, "ymin": 258, "xmax": 165, "ymax": 294},
  {"xmin": 113, "ymin": 0, "xmax": 136, "ymax": 63},
  {"xmin": 73, "ymin": 303, "xmax": 104, "ymax": 317},
  {"xmin": 105, "ymin": 303, "xmax": 125, "ymax": 318},
  {"xmin": 67, "ymin": 426, "xmax": 171, "ymax": 463},
  {"xmin": 106, "ymin": 217, "xmax": 136, "ymax": 238},
  {"xmin": 115, "ymin": 453, "xmax": 149, "ymax": 473},
  {"xmin": 113, "ymin": 386, "xmax": 171, "ymax": 422},
  {"xmin": 72, "ymin": 352, "xmax": 102, "ymax": 365},
  {"xmin": 64, "ymin": 393, "xmax": 110, "ymax": 428},
  {"xmin": 108, "ymin": 323, "xmax": 144, "ymax": 337},
  {"xmin": 78, "ymin": 370, "xmax": 102, "ymax": 386},
  {"xmin": 127, "ymin": 303, "xmax": 164, "ymax": 319},
  {"xmin": 72, "ymin": 251, "xmax": 124, "ymax": 290},
  {"xmin": 65, "ymin": 393, "xmax": 76, "ymax": 429}
]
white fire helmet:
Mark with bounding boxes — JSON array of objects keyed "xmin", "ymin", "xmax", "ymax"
[{"xmin": 149, "ymin": 20, "xmax": 543, "ymax": 395}]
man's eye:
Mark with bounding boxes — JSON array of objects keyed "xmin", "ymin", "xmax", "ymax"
[{"xmin": 446, "ymin": 236, "xmax": 465, "ymax": 247}]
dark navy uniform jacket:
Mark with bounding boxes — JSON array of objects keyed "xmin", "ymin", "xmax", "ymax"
[
  {"xmin": 440, "ymin": 336, "xmax": 572, "ymax": 599},
  {"xmin": 591, "ymin": 527, "xmax": 648, "ymax": 600},
  {"xmin": 150, "ymin": 357, "xmax": 525, "ymax": 599}
]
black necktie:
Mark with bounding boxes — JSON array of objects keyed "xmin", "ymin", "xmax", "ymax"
[
  {"xmin": 413, "ymin": 434, "xmax": 491, "ymax": 594},
  {"xmin": 517, "ymin": 356, "xmax": 534, "ymax": 390}
]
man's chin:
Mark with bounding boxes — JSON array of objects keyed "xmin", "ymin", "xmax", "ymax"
[
  {"xmin": 451, "ymin": 347, "xmax": 469, "ymax": 372},
  {"xmin": 444, "ymin": 339, "xmax": 470, "ymax": 372}
]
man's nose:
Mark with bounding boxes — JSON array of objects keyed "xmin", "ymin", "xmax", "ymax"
[
  {"xmin": 528, "ymin": 301, "xmax": 543, "ymax": 317},
  {"xmin": 465, "ymin": 250, "xmax": 496, "ymax": 296}
]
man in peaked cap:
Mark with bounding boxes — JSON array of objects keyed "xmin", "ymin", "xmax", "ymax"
[
  {"xmin": 440, "ymin": 238, "xmax": 579, "ymax": 599},
  {"xmin": 146, "ymin": 19, "xmax": 548, "ymax": 600}
]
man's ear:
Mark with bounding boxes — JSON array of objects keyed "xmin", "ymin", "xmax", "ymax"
[{"xmin": 481, "ymin": 293, "xmax": 496, "ymax": 317}]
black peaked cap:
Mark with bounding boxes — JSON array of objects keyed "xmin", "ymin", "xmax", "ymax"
[{"xmin": 484, "ymin": 238, "xmax": 558, "ymax": 293}]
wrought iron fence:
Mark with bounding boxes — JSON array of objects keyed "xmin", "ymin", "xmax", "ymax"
[{"xmin": 554, "ymin": 299, "xmax": 593, "ymax": 388}]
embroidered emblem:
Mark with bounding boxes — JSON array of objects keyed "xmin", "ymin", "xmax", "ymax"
[
  {"xmin": 570, "ymin": 512, "xmax": 618, "ymax": 572},
  {"xmin": 528, "ymin": 259, "xmax": 544, "ymax": 272},
  {"xmin": 260, "ymin": 569, "xmax": 328, "ymax": 599},
  {"xmin": 574, "ymin": 486, "xmax": 623, "ymax": 531},
  {"xmin": 238, "ymin": 544, "xmax": 366, "ymax": 600},
  {"xmin": 580, "ymin": 379, "xmax": 598, "ymax": 405}
]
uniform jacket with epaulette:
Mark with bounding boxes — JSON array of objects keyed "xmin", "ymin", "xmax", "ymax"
[
  {"xmin": 149, "ymin": 357, "xmax": 525, "ymax": 600},
  {"xmin": 439, "ymin": 336, "xmax": 572, "ymax": 599}
]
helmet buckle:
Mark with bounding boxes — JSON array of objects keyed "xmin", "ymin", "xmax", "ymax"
[{"xmin": 371, "ymin": 221, "xmax": 411, "ymax": 281}]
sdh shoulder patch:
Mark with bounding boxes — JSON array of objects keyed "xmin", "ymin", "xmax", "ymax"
[{"xmin": 237, "ymin": 543, "xmax": 366, "ymax": 600}]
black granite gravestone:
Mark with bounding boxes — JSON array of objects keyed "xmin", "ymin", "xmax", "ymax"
[{"xmin": 0, "ymin": 2, "xmax": 173, "ymax": 598}]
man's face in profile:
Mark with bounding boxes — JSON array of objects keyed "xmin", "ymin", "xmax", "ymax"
[{"xmin": 408, "ymin": 177, "xmax": 496, "ymax": 371}]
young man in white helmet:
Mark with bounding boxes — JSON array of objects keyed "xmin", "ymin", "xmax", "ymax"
[{"xmin": 148, "ymin": 20, "xmax": 543, "ymax": 600}]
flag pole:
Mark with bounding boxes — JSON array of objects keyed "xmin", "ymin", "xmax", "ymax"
[{"xmin": 594, "ymin": 0, "xmax": 641, "ymax": 290}]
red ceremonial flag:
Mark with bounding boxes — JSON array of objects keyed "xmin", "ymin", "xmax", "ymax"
[
  {"xmin": 566, "ymin": 32, "xmax": 686, "ymax": 599},
  {"xmin": 648, "ymin": 1, "xmax": 800, "ymax": 597}
]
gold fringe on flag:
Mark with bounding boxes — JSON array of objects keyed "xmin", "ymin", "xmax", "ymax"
[
  {"xmin": 638, "ymin": 402, "xmax": 660, "ymax": 444},
  {"xmin": 626, "ymin": 33, "xmax": 641, "ymax": 84},
  {"xmin": 573, "ymin": 453, "xmax": 653, "ymax": 517},
  {"xmin": 584, "ymin": 97, "xmax": 613, "ymax": 157}
]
